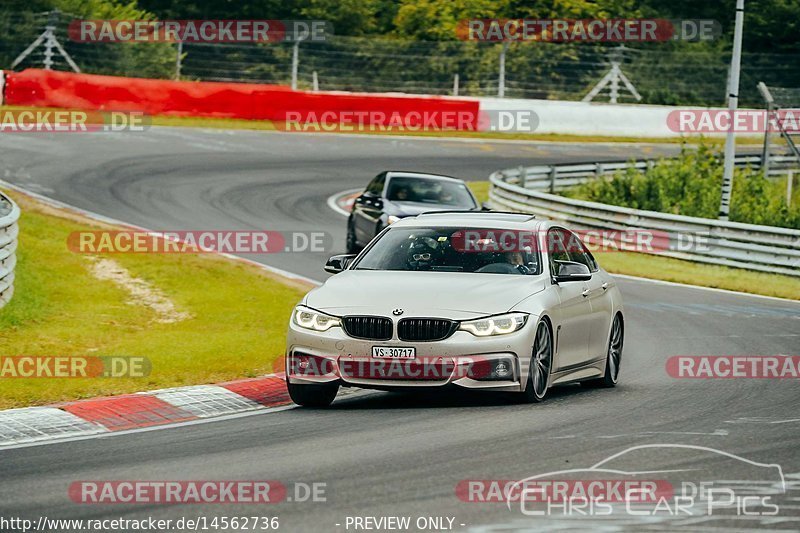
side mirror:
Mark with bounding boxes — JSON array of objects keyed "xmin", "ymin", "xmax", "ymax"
[
  {"xmin": 554, "ymin": 260, "xmax": 591, "ymax": 282},
  {"xmin": 481, "ymin": 202, "xmax": 492, "ymax": 211},
  {"xmin": 324, "ymin": 254, "xmax": 357, "ymax": 274}
]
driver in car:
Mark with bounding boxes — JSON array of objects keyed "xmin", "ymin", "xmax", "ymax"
[
  {"xmin": 394, "ymin": 187, "xmax": 411, "ymax": 201},
  {"xmin": 406, "ymin": 237, "xmax": 438, "ymax": 270},
  {"xmin": 506, "ymin": 250, "xmax": 533, "ymax": 274}
]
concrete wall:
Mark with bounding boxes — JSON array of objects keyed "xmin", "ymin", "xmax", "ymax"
[{"xmin": 477, "ymin": 97, "xmax": 744, "ymax": 138}]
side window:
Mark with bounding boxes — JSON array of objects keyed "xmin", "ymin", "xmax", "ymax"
[
  {"xmin": 563, "ymin": 230, "xmax": 598, "ymax": 272},
  {"xmin": 585, "ymin": 249, "xmax": 599, "ymax": 272},
  {"xmin": 367, "ymin": 173, "xmax": 386, "ymax": 196},
  {"xmin": 547, "ymin": 228, "xmax": 570, "ymax": 275}
]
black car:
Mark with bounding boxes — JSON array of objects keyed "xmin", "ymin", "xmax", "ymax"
[{"xmin": 347, "ymin": 171, "xmax": 481, "ymax": 253}]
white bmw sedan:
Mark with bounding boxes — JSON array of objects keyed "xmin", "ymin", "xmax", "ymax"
[{"xmin": 285, "ymin": 212, "xmax": 624, "ymax": 407}]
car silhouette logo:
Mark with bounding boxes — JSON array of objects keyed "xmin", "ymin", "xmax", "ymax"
[{"xmin": 392, "ymin": 308, "xmax": 404, "ymax": 316}]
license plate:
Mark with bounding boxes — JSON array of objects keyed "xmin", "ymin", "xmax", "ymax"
[{"xmin": 372, "ymin": 346, "xmax": 416, "ymax": 359}]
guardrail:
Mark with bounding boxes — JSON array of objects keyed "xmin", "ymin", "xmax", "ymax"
[
  {"xmin": 489, "ymin": 156, "xmax": 800, "ymax": 277},
  {"xmin": 0, "ymin": 192, "xmax": 20, "ymax": 309},
  {"xmin": 501, "ymin": 154, "xmax": 798, "ymax": 194}
]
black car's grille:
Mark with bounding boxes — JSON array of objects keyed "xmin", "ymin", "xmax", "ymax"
[
  {"xmin": 398, "ymin": 318, "xmax": 457, "ymax": 342},
  {"xmin": 342, "ymin": 316, "xmax": 393, "ymax": 340}
]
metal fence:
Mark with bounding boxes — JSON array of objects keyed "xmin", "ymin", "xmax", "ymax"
[
  {"xmin": 3, "ymin": 11, "xmax": 800, "ymax": 106},
  {"xmin": 489, "ymin": 157, "xmax": 800, "ymax": 277},
  {"xmin": 0, "ymin": 191, "xmax": 20, "ymax": 309}
]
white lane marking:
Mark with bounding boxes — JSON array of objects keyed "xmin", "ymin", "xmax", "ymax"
[
  {"xmin": 726, "ymin": 417, "xmax": 800, "ymax": 425},
  {"xmin": 549, "ymin": 430, "xmax": 729, "ymax": 440},
  {"xmin": 596, "ymin": 429, "xmax": 729, "ymax": 438},
  {"xmin": 613, "ymin": 273, "xmax": 800, "ymax": 304},
  {"xmin": 326, "ymin": 188, "xmax": 362, "ymax": 218}
]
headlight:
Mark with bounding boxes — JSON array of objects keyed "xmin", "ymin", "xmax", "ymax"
[
  {"xmin": 459, "ymin": 312, "xmax": 528, "ymax": 337},
  {"xmin": 387, "ymin": 215, "xmax": 402, "ymax": 225},
  {"xmin": 293, "ymin": 305, "xmax": 341, "ymax": 331}
]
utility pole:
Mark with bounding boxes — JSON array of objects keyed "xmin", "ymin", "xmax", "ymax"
[
  {"xmin": 757, "ymin": 82, "xmax": 774, "ymax": 176},
  {"xmin": 175, "ymin": 41, "xmax": 184, "ymax": 80},
  {"xmin": 291, "ymin": 40, "xmax": 300, "ymax": 90},
  {"xmin": 719, "ymin": 0, "xmax": 746, "ymax": 220},
  {"xmin": 498, "ymin": 42, "xmax": 508, "ymax": 98}
]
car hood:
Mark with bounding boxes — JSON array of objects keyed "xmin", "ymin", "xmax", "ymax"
[{"xmin": 305, "ymin": 270, "xmax": 547, "ymax": 319}]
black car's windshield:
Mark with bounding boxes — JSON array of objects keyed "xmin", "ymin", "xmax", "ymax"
[
  {"xmin": 386, "ymin": 177, "xmax": 476, "ymax": 208},
  {"xmin": 354, "ymin": 227, "xmax": 541, "ymax": 275}
]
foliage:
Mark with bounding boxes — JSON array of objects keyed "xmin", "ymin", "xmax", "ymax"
[{"xmin": 563, "ymin": 143, "xmax": 800, "ymax": 229}]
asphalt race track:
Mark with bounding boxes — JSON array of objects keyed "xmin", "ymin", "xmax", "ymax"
[{"xmin": 1, "ymin": 129, "xmax": 799, "ymax": 531}]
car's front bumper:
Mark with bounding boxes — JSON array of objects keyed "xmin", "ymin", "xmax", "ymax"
[{"xmin": 285, "ymin": 319, "xmax": 536, "ymax": 392}]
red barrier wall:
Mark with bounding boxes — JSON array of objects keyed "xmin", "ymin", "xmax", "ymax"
[{"xmin": 3, "ymin": 69, "xmax": 480, "ymax": 129}]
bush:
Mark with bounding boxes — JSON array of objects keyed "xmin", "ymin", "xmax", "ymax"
[{"xmin": 563, "ymin": 143, "xmax": 800, "ymax": 229}]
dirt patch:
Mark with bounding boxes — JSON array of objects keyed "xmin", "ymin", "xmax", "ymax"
[{"xmin": 87, "ymin": 257, "xmax": 192, "ymax": 324}]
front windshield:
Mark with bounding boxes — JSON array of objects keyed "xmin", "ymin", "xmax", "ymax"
[
  {"xmin": 354, "ymin": 227, "xmax": 541, "ymax": 275},
  {"xmin": 386, "ymin": 177, "xmax": 476, "ymax": 208}
]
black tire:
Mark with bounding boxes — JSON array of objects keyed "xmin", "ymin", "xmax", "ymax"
[
  {"xmin": 287, "ymin": 380, "xmax": 339, "ymax": 407},
  {"xmin": 519, "ymin": 320, "xmax": 552, "ymax": 403},
  {"xmin": 346, "ymin": 219, "xmax": 358, "ymax": 254},
  {"xmin": 584, "ymin": 314, "xmax": 623, "ymax": 388}
]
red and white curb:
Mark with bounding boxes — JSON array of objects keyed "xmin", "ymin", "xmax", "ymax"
[
  {"xmin": 326, "ymin": 189, "xmax": 360, "ymax": 218},
  {"xmin": 0, "ymin": 375, "xmax": 291, "ymax": 448}
]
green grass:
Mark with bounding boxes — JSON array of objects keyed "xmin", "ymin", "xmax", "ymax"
[
  {"xmin": 467, "ymin": 182, "xmax": 800, "ymax": 301},
  {"xmin": 0, "ymin": 189, "xmax": 309, "ymax": 409},
  {"xmin": 1, "ymin": 105, "xmax": 764, "ymax": 145}
]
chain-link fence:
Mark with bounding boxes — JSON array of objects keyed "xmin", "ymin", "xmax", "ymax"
[{"xmin": 3, "ymin": 11, "xmax": 800, "ymax": 106}]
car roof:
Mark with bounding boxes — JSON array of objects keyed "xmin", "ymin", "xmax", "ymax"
[
  {"xmin": 391, "ymin": 211, "xmax": 548, "ymax": 231},
  {"xmin": 384, "ymin": 171, "xmax": 466, "ymax": 184}
]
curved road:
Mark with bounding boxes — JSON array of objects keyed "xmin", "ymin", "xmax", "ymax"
[{"xmin": 0, "ymin": 129, "xmax": 798, "ymax": 531}]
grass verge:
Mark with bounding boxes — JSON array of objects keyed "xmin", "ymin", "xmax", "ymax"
[
  {"xmin": 1, "ymin": 105, "xmax": 764, "ymax": 145},
  {"xmin": 0, "ymin": 188, "xmax": 311, "ymax": 409},
  {"xmin": 467, "ymin": 182, "xmax": 800, "ymax": 301}
]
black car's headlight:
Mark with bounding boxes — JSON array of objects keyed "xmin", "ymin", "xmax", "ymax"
[
  {"xmin": 293, "ymin": 305, "xmax": 341, "ymax": 332},
  {"xmin": 459, "ymin": 312, "xmax": 528, "ymax": 337}
]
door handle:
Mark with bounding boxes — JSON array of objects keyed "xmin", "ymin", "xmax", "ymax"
[
  {"xmin": 582, "ymin": 289, "xmax": 590, "ymax": 297},
  {"xmin": 602, "ymin": 283, "xmax": 608, "ymax": 291}
]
